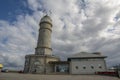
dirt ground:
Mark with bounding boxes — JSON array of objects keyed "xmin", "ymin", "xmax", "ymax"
[{"xmin": 0, "ymin": 73, "xmax": 119, "ymax": 80}]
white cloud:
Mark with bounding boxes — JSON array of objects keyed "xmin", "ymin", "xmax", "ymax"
[
  {"xmin": 0, "ymin": 14, "xmax": 40, "ymax": 69},
  {"xmin": 0, "ymin": 0, "xmax": 120, "ymax": 69}
]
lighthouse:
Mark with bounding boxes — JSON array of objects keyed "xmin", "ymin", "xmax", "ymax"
[
  {"xmin": 35, "ymin": 15, "xmax": 52, "ymax": 55},
  {"xmin": 24, "ymin": 15, "xmax": 59, "ymax": 74}
]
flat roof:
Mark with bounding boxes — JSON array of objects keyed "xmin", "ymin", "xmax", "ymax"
[
  {"xmin": 49, "ymin": 61, "xmax": 69, "ymax": 64},
  {"xmin": 68, "ymin": 52, "xmax": 107, "ymax": 59}
]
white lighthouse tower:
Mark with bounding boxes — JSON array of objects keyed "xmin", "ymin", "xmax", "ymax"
[
  {"xmin": 24, "ymin": 15, "xmax": 59, "ymax": 74},
  {"xmin": 35, "ymin": 15, "xmax": 52, "ymax": 55}
]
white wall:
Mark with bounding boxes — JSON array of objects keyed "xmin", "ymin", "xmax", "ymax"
[{"xmin": 70, "ymin": 59, "xmax": 106, "ymax": 74}]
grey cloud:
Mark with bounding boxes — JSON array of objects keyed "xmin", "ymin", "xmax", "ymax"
[{"xmin": 0, "ymin": 0, "xmax": 120, "ymax": 70}]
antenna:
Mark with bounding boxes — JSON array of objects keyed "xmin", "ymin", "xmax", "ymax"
[
  {"xmin": 49, "ymin": 10, "xmax": 52, "ymax": 15},
  {"xmin": 43, "ymin": 9, "xmax": 47, "ymax": 15},
  {"xmin": 43, "ymin": 9, "xmax": 52, "ymax": 16}
]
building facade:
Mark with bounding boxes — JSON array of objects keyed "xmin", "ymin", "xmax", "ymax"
[
  {"xmin": 68, "ymin": 52, "xmax": 107, "ymax": 74},
  {"xmin": 24, "ymin": 15, "xmax": 107, "ymax": 74}
]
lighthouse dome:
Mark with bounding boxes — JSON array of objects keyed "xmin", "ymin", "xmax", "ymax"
[{"xmin": 40, "ymin": 15, "xmax": 52, "ymax": 24}]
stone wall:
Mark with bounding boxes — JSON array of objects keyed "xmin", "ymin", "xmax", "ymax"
[{"xmin": 24, "ymin": 55, "xmax": 59, "ymax": 74}]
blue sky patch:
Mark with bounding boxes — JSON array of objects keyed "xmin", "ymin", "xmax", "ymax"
[{"xmin": 0, "ymin": 0, "xmax": 33, "ymax": 22}]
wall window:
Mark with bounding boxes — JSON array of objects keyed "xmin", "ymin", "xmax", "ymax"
[
  {"xmin": 56, "ymin": 65, "xmax": 69, "ymax": 72},
  {"xmin": 98, "ymin": 64, "xmax": 102, "ymax": 69},
  {"xmin": 83, "ymin": 66, "xmax": 86, "ymax": 69},
  {"xmin": 99, "ymin": 66, "xmax": 102, "ymax": 69},
  {"xmin": 83, "ymin": 67, "xmax": 86, "ymax": 69},
  {"xmin": 91, "ymin": 66, "xmax": 94, "ymax": 69},
  {"xmin": 75, "ymin": 66, "xmax": 78, "ymax": 69}
]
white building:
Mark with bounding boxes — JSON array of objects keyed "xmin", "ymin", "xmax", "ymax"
[{"xmin": 68, "ymin": 52, "xmax": 107, "ymax": 74}]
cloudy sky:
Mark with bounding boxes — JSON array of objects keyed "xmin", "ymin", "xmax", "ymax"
[{"xmin": 0, "ymin": 0, "xmax": 120, "ymax": 70}]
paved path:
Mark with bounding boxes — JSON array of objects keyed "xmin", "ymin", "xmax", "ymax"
[{"xmin": 0, "ymin": 73, "xmax": 119, "ymax": 80}]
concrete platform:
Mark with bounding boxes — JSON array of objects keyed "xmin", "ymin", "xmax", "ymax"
[{"xmin": 0, "ymin": 73, "xmax": 119, "ymax": 80}]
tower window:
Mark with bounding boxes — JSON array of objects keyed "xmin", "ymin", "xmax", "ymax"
[{"xmin": 43, "ymin": 30, "xmax": 45, "ymax": 32}]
